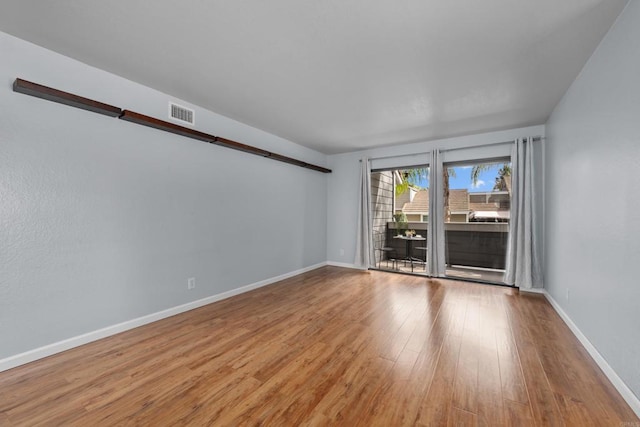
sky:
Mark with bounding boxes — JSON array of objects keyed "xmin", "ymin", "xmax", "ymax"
[{"xmin": 412, "ymin": 162, "xmax": 507, "ymax": 192}]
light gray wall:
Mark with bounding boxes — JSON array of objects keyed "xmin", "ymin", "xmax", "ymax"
[
  {"xmin": 545, "ymin": 0, "xmax": 640, "ymax": 400},
  {"xmin": 0, "ymin": 31, "xmax": 327, "ymax": 359},
  {"xmin": 326, "ymin": 125, "xmax": 545, "ymax": 266}
]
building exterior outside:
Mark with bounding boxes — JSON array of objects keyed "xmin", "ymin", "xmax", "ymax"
[{"xmin": 396, "ymin": 188, "xmax": 510, "ymax": 223}]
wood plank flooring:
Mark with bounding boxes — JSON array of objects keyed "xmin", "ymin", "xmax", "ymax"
[{"xmin": 0, "ymin": 266, "xmax": 637, "ymax": 426}]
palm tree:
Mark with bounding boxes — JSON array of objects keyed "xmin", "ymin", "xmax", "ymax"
[
  {"xmin": 470, "ymin": 163, "xmax": 511, "ymax": 189},
  {"xmin": 443, "ymin": 167, "xmax": 456, "ymax": 223},
  {"xmin": 395, "ymin": 168, "xmax": 428, "ymax": 196},
  {"xmin": 395, "ymin": 167, "xmax": 456, "ymax": 221},
  {"xmin": 492, "ymin": 165, "xmax": 511, "ymax": 191}
]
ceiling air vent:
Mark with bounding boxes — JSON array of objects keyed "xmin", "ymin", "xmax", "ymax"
[{"xmin": 169, "ymin": 102, "xmax": 195, "ymax": 126}]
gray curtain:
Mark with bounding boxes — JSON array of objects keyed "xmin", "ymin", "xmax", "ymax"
[
  {"xmin": 354, "ymin": 158, "xmax": 374, "ymax": 269},
  {"xmin": 505, "ymin": 138, "xmax": 543, "ymax": 288},
  {"xmin": 427, "ymin": 149, "xmax": 446, "ymax": 276}
]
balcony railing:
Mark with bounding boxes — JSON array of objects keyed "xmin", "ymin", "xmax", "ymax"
[{"xmin": 384, "ymin": 222, "xmax": 509, "ymax": 270}]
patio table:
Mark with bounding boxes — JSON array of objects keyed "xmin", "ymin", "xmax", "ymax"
[{"xmin": 393, "ymin": 235, "xmax": 426, "ymax": 272}]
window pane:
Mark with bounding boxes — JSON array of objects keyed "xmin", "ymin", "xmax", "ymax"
[
  {"xmin": 443, "ymin": 160, "xmax": 511, "ymax": 283},
  {"xmin": 370, "ymin": 166, "xmax": 429, "ymax": 273}
]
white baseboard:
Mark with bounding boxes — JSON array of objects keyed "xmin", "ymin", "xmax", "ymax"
[
  {"xmin": 326, "ymin": 261, "xmax": 365, "ymax": 270},
  {"xmin": 543, "ymin": 291, "xmax": 640, "ymax": 418},
  {"xmin": 518, "ymin": 286, "xmax": 545, "ymax": 294},
  {"xmin": 0, "ymin": 262, "xmax": 327, "ymax": 373}
]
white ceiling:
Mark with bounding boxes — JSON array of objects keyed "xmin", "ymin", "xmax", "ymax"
[{"xmin": 0, "ymin": 1, "xmax": 628, "ymax": 154}]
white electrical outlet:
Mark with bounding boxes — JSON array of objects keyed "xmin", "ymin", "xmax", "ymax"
[
  {"xmin": 188, "ymin": 277, "xmax": 196, "ymax": 290},
  {"xmin": 339, "ymin": 248, "xmax": 345, "ymax": 256},
  {"xmin": 566, "ymin": 288, "xmax": 570, "ymax": 301}
]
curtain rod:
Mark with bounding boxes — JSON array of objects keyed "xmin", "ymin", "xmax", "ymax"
[
  {"xmin": 359, "ymin": 136, "xmax": 543, "ymax": 162},
  {"xmin": 440, "ymin": 135, "xmax": 543, "ymax": 154}
]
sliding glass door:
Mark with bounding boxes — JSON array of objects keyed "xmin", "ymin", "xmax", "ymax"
[
  {"xmin": 371, "ymin": 166, "xmax": 429, "ymax": 273},
  {"xmin": 442, "ymin": 159, "xmax": 511, "ymax": 283},
  {"xmin": 368, "ymin": 156, "xmax": 512, "ymax": 285}
]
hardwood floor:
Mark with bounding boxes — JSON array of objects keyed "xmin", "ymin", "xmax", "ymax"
[{"xmin": 0, "ymin": 266, "xmax": 637, "ymax": 426}]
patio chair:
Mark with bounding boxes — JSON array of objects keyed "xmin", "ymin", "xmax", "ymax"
[
  {"xmin": 374, "ymin": 229, "xmax": 397, "ymax": 270},
  {"xmin": 414, "ymin": 246, "xmax": 427, "ymax": 271}
]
